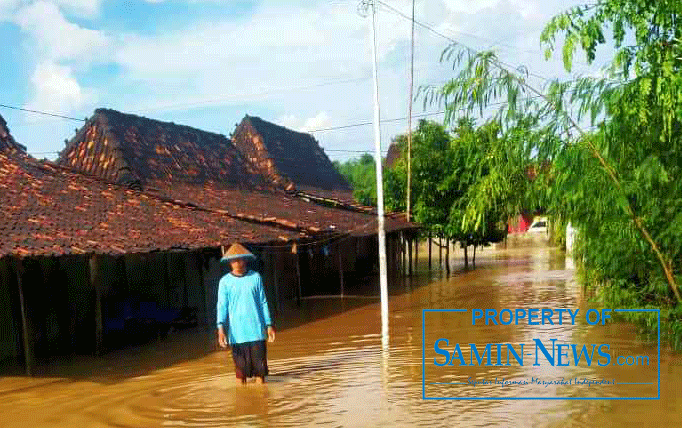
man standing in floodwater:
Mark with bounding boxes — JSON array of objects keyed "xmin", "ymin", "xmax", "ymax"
[{"xmin": 217, "ymin": 243, "xmax": 276, "ymax": 384}]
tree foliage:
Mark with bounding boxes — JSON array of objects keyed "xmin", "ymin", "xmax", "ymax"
[
  {"xmin": 419, "ymin": 0, "xmax": 682, "ymax": 345},
  {"xmin": 386, "ymin": 119, "xmax": 514, "ymax": 263},
  {"xmin": 333, "ymin": 153, "xmax": 377, "ymax": 206}
]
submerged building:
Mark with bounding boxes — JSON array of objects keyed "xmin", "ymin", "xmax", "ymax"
[{"xmin": 0, "ymin": 109, "xmax": 418, "ymax": 374}]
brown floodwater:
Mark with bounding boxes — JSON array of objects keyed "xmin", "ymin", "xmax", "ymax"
[{"xmin": 1, "ymin": 239, "xmax": 681, "ymax": 427}]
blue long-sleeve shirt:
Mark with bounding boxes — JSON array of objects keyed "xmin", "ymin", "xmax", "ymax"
[{"xmin": 216, "ymin": 270, "xmax": 272, "ymax": 345}]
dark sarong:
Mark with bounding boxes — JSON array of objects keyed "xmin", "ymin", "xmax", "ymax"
[{"xmin": 231, "ymin": 340, "xmax": 268, "ymax": 379}]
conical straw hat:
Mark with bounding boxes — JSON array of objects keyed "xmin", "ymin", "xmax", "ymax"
[{"xmin": 221, "ymin": 243, "xmax": 256, "ymax": 263}]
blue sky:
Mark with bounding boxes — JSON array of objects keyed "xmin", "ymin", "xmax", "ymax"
[{"xmin": 0, "ymin": 0, "xmax": 611, "ymax": 161}]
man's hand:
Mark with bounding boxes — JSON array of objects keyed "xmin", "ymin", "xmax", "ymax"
[
  {"xmin": 267, "ymin": 326, "xmax": 275, "ymax": 343},
  {"xmin": 218, "ymin": 327, "xmax": 228, "ymax": 348}
]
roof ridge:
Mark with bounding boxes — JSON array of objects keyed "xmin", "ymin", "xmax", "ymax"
[
  {"xmin": 0, "ymin": 113, "xmax": 27, "ymax": 153},
  {"xmin": 96, "ymin": 108, "xmax": 229, "ymax": 139}
]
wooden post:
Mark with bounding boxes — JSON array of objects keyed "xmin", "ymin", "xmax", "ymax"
[
  {"xmin": 295, "ymin": 252, "xmax": 302, "ymax": 306},
  {"xmin": 272, "ymin": 250, "xmax": 280, "ymax": 313},
  {"xmin": 464, "ymin": 244, "xmax": 469, "ymax": 269},
  {"xmin": 196, "ymin": 252, "xmax": 208, "ymax": 325},
  {"xmin": 338, "ymin": 245, "xmax": 345, "ymax": 297},
  {"xmin": 89, "ymin": 255, "xmax": 103, "ymax": 356},
  {"xmin": 414, "ymin": 234, "xmax": 419, "ymax": 275},
  {"xmin": 407, "ymin": 235, "xmax": 413, "ymax": 277},
  {"xmin": 473, "ymin": 245, "xmax": 477, "ymax": 268},
  {"xmin": 181, "ymin": 256, "xmax": 188, "ymax": 309},
  {"xmin": 14, "ymin": 258, "xmax": 33, "ymax": 376},
  {"xmin": 400, "ymin": 232, "xmax": 407, "ymax": 276},
  {"xmin": 445, "ymin": 237, "xmax": 450, "ymax": 275},
  {"xmin": 391, "ymin": 234, "xmax": 397, "ymax": 280},
  {"xmin": 428, "ymin": 231, "xmax": 432, "ymax": 271},
  {"xmin": 163, "ymin": 253, "xmax": 171, "ymax": 307},
  {"xmin": 386, "ymin": 234, "xmax": 392, "ymax": 280}
]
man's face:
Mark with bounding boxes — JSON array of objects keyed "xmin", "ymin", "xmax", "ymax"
[{"xmin": 230, "ymin": 258, "xmax": 247, "ymax": 273}]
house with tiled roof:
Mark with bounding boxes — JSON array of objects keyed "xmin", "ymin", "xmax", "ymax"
[
  {"xmin": 0, "ymin": 150, "xmax": 304, "ymax": 371},
  {"xmin": 384, "ymin": 141, "xmax": 401, "ymax": 169},
  {"xmin": 58, "ymin": 108, "xmax": 264, "ymax": 190},
  {"xmin": 0, "ymin": 114, "xmax": 26, "ymax": 154},
  {"xmin": 232, "ymin": 115, "xmax": 353, "ymax": 199},
  {"xmin": 1, "ymin": 153, "xmax": 299, "ymax": 259},
  {"xmin": 58, "ymin": 109, "xmax": 415, "ymax": 237},
  {"xmin": 1, "ymin": 110, "xmax": 419, "ymax": 374}
]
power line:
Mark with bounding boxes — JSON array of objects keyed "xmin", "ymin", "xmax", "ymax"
[
  {"xmin": 325, "ymin": 149, "xmax": 388, "ymax": 153},
  {"xmin": 0, "ymin": 104, "xmax": 85, "ymax": 122},
  {"xmin": 376, "ymin": 0, "xmax": 552, "ymax": 84},
  {"xmin": 20, "ymin": 85, "xmax": 584, "ymax": 159},
  {"xmin": 127, "ymin": 76, "xmax": 374, "ymax": 113},
  {"xmin": 308, "ymin": 109, "xmax": 445, "ymax": 133}
]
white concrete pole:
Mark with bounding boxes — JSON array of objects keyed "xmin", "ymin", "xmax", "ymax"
[{"xmin": 369, "ymin": 1, "xmax": 389, "ymax": 343}]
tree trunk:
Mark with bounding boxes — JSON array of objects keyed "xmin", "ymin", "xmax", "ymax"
[
  {"xmin": 445, "ymin": 237, "xmax": 450, "ymax": 275},
  {"xmin": 473, "ymin": 245, "xmax": 477, "ymax": 268},
  {"xmin": 464, "ymin": 244, "xmax": 469, "ymax": 270},
  {"xmin": 438, "ymin": 235, "xmax": 442, "ymax": 269},
  {"xmin": 428, "ymin": 232, "xmax": 432, "ymax": 271}
]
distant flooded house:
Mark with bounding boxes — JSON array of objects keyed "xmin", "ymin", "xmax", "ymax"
[
  {"xmin": 384, "ymin": 141, "xmax": 401, "ymax": 169},
  {"xmin": 232, "ymin": 115, "xmax": 359, "ymax": 205},
  {"xmin": 507, "ymin": 164, "xmax": 551, "ymax": 234},
  {"xmin": 0, "ymin": 149, "xmax": 302, "ymax": 373}
]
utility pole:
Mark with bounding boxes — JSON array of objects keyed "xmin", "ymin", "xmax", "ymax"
[
  {"xmin": 361, "ymin": 0, "xmax": 389, "ymax": 342},
  {"xmin": 406, "ymin": 0, "xmax": 415, "ymax": 223}
]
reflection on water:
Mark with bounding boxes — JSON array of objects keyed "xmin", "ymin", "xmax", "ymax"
[{"xmin": 0, "ymin": 241, "xmax": 680, "ymax": 427}]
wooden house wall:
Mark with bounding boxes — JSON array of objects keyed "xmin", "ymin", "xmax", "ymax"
[
  {"xmin": 201, "ymin": 255, "xmax": 223, "ymax": 326},
  {"xmin": 271, "ymin": 249, "xmax": 299, "ymax": 302},
  {"xmin": 0, "ymin": 258, "xmax": 21, "ymax": 364},
  {"xmin": 0, "ymin": 230, "xmax": 414, "ymax": 372}
]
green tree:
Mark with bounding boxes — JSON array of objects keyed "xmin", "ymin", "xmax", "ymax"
[
  {"xmin": 421, "ymin": 0, "xmax": 682, "ymax": 344},
  {"xmin": 334, "ymin": 153, "xmax": 377, "ymax": 206},
  {"xmin": 387, "ymin": 119, "xmax": 510, "ymax": 268}
]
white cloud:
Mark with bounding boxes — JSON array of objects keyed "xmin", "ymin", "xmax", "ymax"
[
  {"xmin": 276, "ymin": 114, "xmax": 300, "ymax": 129},
  {"xmin": 275, "ymin": 111, "xmax": 332, "ymax": 133},
  {"xmin": 15, "ymin": 1, "xmax": 109, "ymax": 62},
  {"xmin": 116, "ymin": 3, "xmax": 368, "ymax": 78},
  {"xmin": 24, "ymin": 61, "xmax": 94, "ymax": 121},
  {"xmin": 1, "ymin": 0, "xmax": 102, "ymax": 21},
  {"xmin": 52, "ymin": 0, "xmax": 102, "ymax": 17},
  {"xmin": 7, "ymin": 0, "xmax": 608, "ymax": 160},
  {"xmin": 0, "ymin": 0, "xmax": 19, "ymax": 19},
  {"xmin": 300, "ymin": 111, "xmax": 331, "ymax": 133}
]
